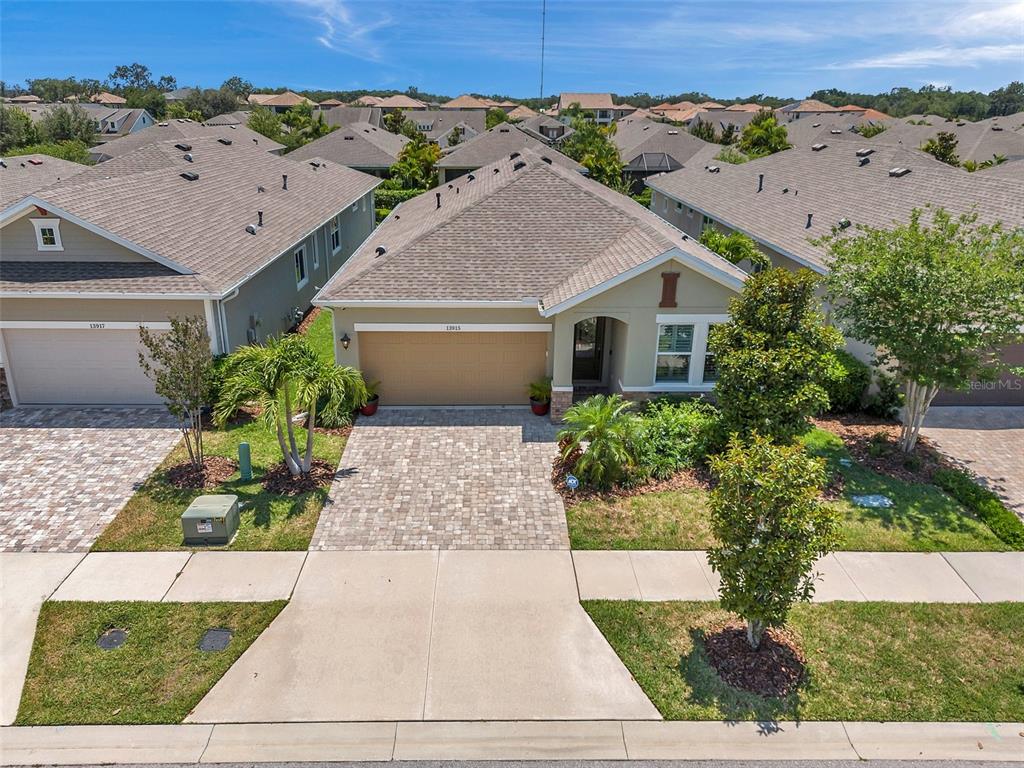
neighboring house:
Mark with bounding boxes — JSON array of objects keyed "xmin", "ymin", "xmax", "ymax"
[
  {"xmin": 0, "ymin": 137, "xmax": 379, "ymax": 406},
  {"xmin": 724, "ymin": 103, "xmax": 762, "ymax": 112},
  {"xmin": 838, "ymin": 104, "xmax": 891, "ymax": 121},
  {"xmin": 247, "ymin": 91, "xmax": 314, "ymax": 113},
  {"xmin": 376, "ymin": 94, "xmax": 427, "ymax": 111},
  {"xmin": 14, "ymin": 103, "xmax": 155, "ymax": 138},
  {"xmin": 0, "ymin": 154, "xmax": 88, "ymax": 217},
  {"xmin": 317, "ymin": 98, "xmax": 344, "ymax": 110},
  {"xmin": 864, "ymin": 115, "xmax": 1024, "ymax": 164},
  {"xmin": 287, "ymin": 122, "xmax": 409, "ymax": 176},
  {"xmin": 506, "ymin": 104, "xmax": 539, "ymax": 120},
  {"xmin": 435, "ymin": 124, "xmax": 586, "ymax": 183},
  {"xmin": 518, "ymin": 114, "xmax": 575, "ymax": 143},
  {"xmin": 313, "ymin": 149, "xmax": 748, "ymax": 418},
  {"xmin": 8, "ymin": 94, "xmax": 41, "ymax": 104},
  {"xmin": 351, "ymin": 95, "xmax": 385, "ymax": 107},
  {"xmin": 556, "ymin": 93, "xmax": 634, "ymax": 124},
  {"xmin": 88, "ymin": 118, "xmax": 285, "ymax": 162},
  {"xmin": 164, "ymin": 87, "xmax": 199, "ymax": 103},
  {"xmin": 321, "ymin": 106, "xmax": 383, "ymax": 129},
  {"xmin": 646, "ymin": 141, "xmax": 1024, "ymax": 405},
  {"xmin": 612, "ymin": 118, "xmax": 711, "ymax": 191},
  {"xmin": 91, "ymin": 91, "xmax": 127, "ymax": 106},
  {"xmin": 778, "ymin": 98, "xmax": 842, "ymax": 117},
  {"xmin": 204, "ymin": 109, "xmax": 252, "ymax": 126},
  {"xmin": 403, "ymin": 110, "xmax": 486, "ymax": 147},
  {"xmin": 441, "ymin": 94, "xmax": 491, "ymax": 111}
]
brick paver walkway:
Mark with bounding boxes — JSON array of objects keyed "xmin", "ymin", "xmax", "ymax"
[
  {"xmin": 922, "ymin": 407, "xmax": 1024, "ymax": 519},
  {"xmin": 311, "ymin": 408, "xmax": 569, "ymax": 550},
  {"xmin": 0, "ymin": 408, "xmax": 180, "ymax": 552}
]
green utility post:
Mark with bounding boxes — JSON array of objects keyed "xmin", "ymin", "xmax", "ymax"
[{"xmin": 238, "ymin": 442, "xmax": 252, "ymax": 481}]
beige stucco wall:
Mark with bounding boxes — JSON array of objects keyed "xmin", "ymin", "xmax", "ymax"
[
  {"xmin": 0, "ymin": 297, "xmax": 205, "ymax": 322},
  {"xmin": 550, "ymin": 258, "xmax": 737, "ymax": 389},
  {"xmin": 0, "ymin": 214, "xmax": 147, "ymax": 262}
]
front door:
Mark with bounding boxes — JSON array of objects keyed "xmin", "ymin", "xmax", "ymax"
[{"xmin": 572, "ymin": 317, "xmax": 606, "ymax": 382}]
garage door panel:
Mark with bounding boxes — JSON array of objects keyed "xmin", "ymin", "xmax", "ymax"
[
  {"xmin": 359, "ymin": 331, "xmax": 548, "ymax": 405},
  {"xmin": 5, "ymin": 328, "xmax": 161, "ymax": 405}
]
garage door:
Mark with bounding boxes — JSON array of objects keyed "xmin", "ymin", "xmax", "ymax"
[
  {"xmin": 933, "ymin": 343, "xmax": 1024, "ymax": 406},
  {"xmin": 359, "ymin": 331, "xmax": 549, "ymax": 405},
  {"xmin": 4, "ymin": 328, "xmax": 161, "ymax": 405}
]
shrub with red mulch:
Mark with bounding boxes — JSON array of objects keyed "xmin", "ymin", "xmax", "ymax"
[
  {"xmin": 260, "ymin": 459, "xmax": 336, "ymax": 495},
  {"xmin": 164, "ymin": 456, "xmax": 238, "ymax": 490},
  {"xmin": 703, "ymin": 621, "xmax": 806, "ymax": 698}
]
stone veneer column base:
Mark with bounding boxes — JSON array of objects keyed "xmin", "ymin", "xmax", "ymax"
[{"xmin": 550, "ymin": 388, "xmax": 573, "ymax": 423}]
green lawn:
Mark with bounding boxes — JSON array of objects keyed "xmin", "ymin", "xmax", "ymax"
[
  {"xmin": 16, "ymin": 600, "xmax": 285, "ymax": 725},
  {"xmin": 584, "ymin": 600, "xmax": 1024, "ymax": 722},
  {"xmin": 92, "ymin": 419, "xmax": 347, "ymax": 551},
  {"xmin": 304, "ymin": 309, "xmax": 335, "ymax": 363},
  {"xmin": 567, "ymin": 429, "xmax": 1007, "ymax": 552}
]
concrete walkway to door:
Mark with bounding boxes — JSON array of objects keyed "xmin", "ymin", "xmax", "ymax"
[{"xmin": 310, "ymin": 408, "xmax": 569, "ymax": 550}]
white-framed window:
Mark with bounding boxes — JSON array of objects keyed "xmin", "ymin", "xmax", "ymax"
[
  {"xmin": 352, "ymin": 200, "xmax": 359, "ymax": 212},
  {"xmin": 294, "ymin": 246, "xmax": 308, "ymax": 288},
  {"xmin": 655, "ymin": 324, "xmax": 694, "ymax": 382},
  {"xmin": 330, "ymin": 217, "xmax": 341, "ymax": 253},
  {"xmin": 312, "ymin": 236, "xmax": 320, "ymax": 269},
  {"xmin": 701, "ymin": 214, "xmax": 713, "ymax": 234},
  {"xmin": 702, "ymin": 324, "xmax": 720, "ymax": 383},
  {"xmin": 662, "ymin": 195, "xmax": 668, "ymax": 213},
  {"xmin": 687, "ymin": 207, "xmax": 694, "ymax": 217},
  {"xmin": 31, "ymin": 218, "xmax": 63, "ymax": 251},
  {"xmin": 654, "ymin": 315, "xmax": 729, "ymax": 388},
  {"xmin": 675, "ymin": 201, "xmax": 683, "ymax": 212}
]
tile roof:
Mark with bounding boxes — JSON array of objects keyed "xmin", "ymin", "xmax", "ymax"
[
  {"xmin": 436, "ymin": 124, "xmax": 585, "ymax": 173},
  {"xmin": 88, "ymin": 119, "xmax": 285, "ymax": 161},
  {"xmin": 612, "ymin": 118, "xmax": 710, "ymax": 168},
  {"xmin": 287, "ymin": 122, "xmax": 409, "ymax": 169},
  {"xmin": 352, "ymin": 95, "xmax": 385, "ymax": 106},
  {"xmin": 724, "ymin": 103, "xmax": 762, "ymax": 112},
  {"xmin": 506, "ymin": 104, "xmax": 539, "ymax": 120},
  {"xmin": 0, "ymin": 260, "xmax": 208, "ymax": 297},
  {"xmin": 318, "ymin": 98, "xmax": 344, "ymax": 106},
  {"xmin": 6, "ymin": 137, "xmax": 380, "ymax": 296},
  {"xmin": 316, "ymin": 149, "xmax": 746, "ymax": 309},
  {"xmin": 0, "ymin": 154, "xmax": 88, "ymax": 214},
  {"xmin": 780, "ymin": 99, "xmax": 841, "ymax": 113},
  {"xmin": 91, "ymin": 91, "xmax": 127, "ymax": 105},
  {"xmin": 646, "ymin": 142, "xmax": 1024, "ymax": 272},
  {"xmin": 377, "ymin": 94, "xmax": 427, "ymax": 109},
  {"xmin": 558, "ymin": 93, "xmax": 615, "ymax": 111},
  {"xmin": 441, "ymin": 94, "xmax": 492, "ymax": 110},
  {"xmin": 251, "ymin": 91, "xmax": 313, "ymax": 108}
]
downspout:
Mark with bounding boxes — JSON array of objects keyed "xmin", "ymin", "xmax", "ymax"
[{"xmin": 218, "ymin": 288, "xmax": 240, "ymax": 351}]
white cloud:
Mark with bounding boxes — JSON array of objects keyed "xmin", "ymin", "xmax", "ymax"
[
  {"xmin": 284, "ymin": 0, "xmax": 392, "ymax": 60},
  {"xmin": 952, "ymin": 1, "xmax": 1024, "ymax": 33},
  {"xmin": 831, "ymin": 43, "xmax": 1024, "ymax": 68}
]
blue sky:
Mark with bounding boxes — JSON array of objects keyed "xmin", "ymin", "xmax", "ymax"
[{"xmin": 2, "ymin": 0, "xmax": 1022, "ymax": 98}]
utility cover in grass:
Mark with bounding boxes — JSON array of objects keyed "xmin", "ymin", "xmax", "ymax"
[
  {"xmin": 199, "ymin": 628, "xmax": 233, "ymax": 652},
  {"xmin": 96, "ymin": 628, "xmax": 127, "ymax": 650},
  {"xmin": 16, "ymin": 600, "xmax": 285, "ymax": 725},
  {"xmin": 850, "ymin": 493, "xmax": 894, "ymax": 508}
]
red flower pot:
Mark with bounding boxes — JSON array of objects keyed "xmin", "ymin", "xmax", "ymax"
[
  {"xmin": 530, "ymin": 398, "xmax": 550, "ymax": 416},
  {"xmin": 360, "ymin": 395, "xmax": 380, "ymax": 416}
]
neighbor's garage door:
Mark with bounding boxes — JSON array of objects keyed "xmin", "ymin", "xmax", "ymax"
[
  {"xmin": 933, "ymin": 343, "xmax": 1024, "ymax": 406},
  {"xmin": 4, "ymin": 328, "xmax": 160, "ymax": 405},
  {"xmin": 359, "ymin": 331, "xmax": 548, "ymax": 405}
]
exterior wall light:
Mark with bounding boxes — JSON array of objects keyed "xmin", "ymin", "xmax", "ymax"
[{"xmin": 340, "ymin": 333, "xmax": 351, "ymax": 350}]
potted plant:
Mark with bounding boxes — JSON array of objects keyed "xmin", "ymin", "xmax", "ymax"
[
  {"xmin": 528, "ymin": 377, "xmax": 552, "ymax": 416},
  {"xmin": 360, "ymin": 381, "xmax": 380, "ymax": 416}
]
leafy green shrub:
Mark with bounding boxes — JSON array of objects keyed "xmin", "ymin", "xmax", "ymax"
[
  {"xmin": 821, "ymin": 350, "xmax": 871, "ymax": 413},
  {"xmin": 714, "ymin": 146, "xmax": 748, "ymax": 164},
  {"xmin": 375, "ymin": 187, "xmax": 425, "ymax": 209},
  {"xmin": 631, "ymin": 188, "xmax": 652, "ymax": 207},
  {"xmin": 707, "ymin": 434, "xmax": 840, "ymax": 649},
  {"xmin": 631, "ymin": 399, "xmax": 723, "ymax": 480},
  {"xmin": 558, "ymin": 395, "xmax": 637, "ymax": 490},
  {"xmin": 864, "ymin": 373, "xmax": 903, "ymax": 419},
  {"xmin": 528, "ymin": 377, "xmax": 552, "ymax": 403},
  {"xmin": 933, "ymin": 468, "xmax": 1024, "ymax": 548}
]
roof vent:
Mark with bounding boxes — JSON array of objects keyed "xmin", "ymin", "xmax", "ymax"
[
  {"xmin": 218, "ymin": 137, "xmax": 232, "ymax": 145},
  {"xmin": 27, "ymin": 158, "xmax": 43, "ymax": 166},
  {"xmin": 467, "ymin": 173, "xmax": 475, "ymax": 181},
  {"xmin": 757, "ymin": 173, "xmax": 764, "ymax": 192},
  {"xmin": 158, "ymin": 122, "xmax": 168, "ymax": 127},
  {"xmin": 493, "ymin": 167, "xmax": 500, "ymax": 174},
  {"xmin": 509, "ymin": 151, "xmax": 521, "ymax": 160},
  {"xmin": 282, "ymin": 174, "xmax": 288, "ymax": 190},
  {"xmin": 435, "ymin": 192, "xmax": 442, "ymax": 209},
  {"xmin": 541, "ymin": 156, "xmax": 552, "ymax": 164},
  {"xmin": 343, "ymin": 135, "xmax": 354, "ymax": 140},
  {"xmin": 667, "ymin": 129, "xmax": 679, "ymax": 135},
  {"xmin": 806, "ymin": 213, "xmax": 813, "ymax": 228},
  {"xmin": 258, "ymin": 210, "xmax": 264, "ymax": 226},
  {"xmin": 782, "ymin": 187, "xmax": 789, "ymax": 193},
  {"xmin": 812, "ymin": 122, "xmax": 821, "ymax": 128},
  {"xmin": 183, "ymin": 153, "xmax": 194, "ymax": 162},
  {"xmin": 858, "ymin": 156, "xmax": 870, "ymax": 166},
  {"xmin": 309, "ymin": 161, "xmax": 321, "ymax": 169},
  {"xmin": 245, "ymin": 224, "xmax": 258, "ymax": 235},
  {"xmin": 992, "ymin": 125, "xmax": 1003, "ymax": 131},
  {"xmin": 513, "ymin": 160, "xmax": 526, "ymax": 171},
  {"xmin": 174, "ymin": 143, "xmax": 192, "ymax": 152},
  {"xmin": 257, "ymin": 185, "xmax": 265, "ymax": 193},
  {"xmin": 447, "ymin": 183, "xmax": 453, "ymax": 189},
  {"xmin": 830, "ymin": 129, "xmax": 841, "ymax": 134},
  {"xmin": 499, "ymin": 127, "xmax": 510, "ymax": 132},
  {"xmin": 856, "ymin": 148, "xmax": 874, "ymax": 157},
  {"xmin": 180, "ymin": 171, "xmax": 199, "ymax": 181},
  {"xmin": 888, "ymin": 167, "xmax": 911, "ymax": 177},
  {"xmin": 811, "ymin": 143, "xmax": 827, "ymax": 151},
  {"xmin": 838, "ymin": 218, "xmax": 851, "ymax": 229},
  {"xmin": 375, "ymin": 246, "xmax": 387, "ymax": 257},
  {"xmin": 707, "ymin": 165, "xmax": 720, "ymax": 173},
  {"xmin": 253, "ymin": 137, "xmax": 258, "ymax": 143}
]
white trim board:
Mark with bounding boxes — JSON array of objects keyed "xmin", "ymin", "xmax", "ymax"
[
  {"xmin": 0, "ymin": 321, "xmax": 173, "ymax": 330},
  {"xmin": 354, "ymin": 323, "xmax": 552, "ymax": 332},
  {"xmin": 317, "ymin": 300, "xmax": 540, "ymax": 309}
]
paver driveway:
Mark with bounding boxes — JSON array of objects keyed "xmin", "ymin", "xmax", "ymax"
[
  {"xmin": 311, "ymin": 408, "xmax": 568, "ymax": 550},
  {"xmin": 0, "ymin": 408, "xmax": 180, "ymax": 552},
  {"xmin": 922, "ymin": 406, "xmax": 1024, "ymax": 518}
]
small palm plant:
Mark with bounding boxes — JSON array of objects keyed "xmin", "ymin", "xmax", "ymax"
[
  {"xmin": 557, "ymin": 394, "xmax": 637, "ymax": 489},
  {"xmin": 214, "ymin": 334, "xmax": 367, "ymax": 476}
]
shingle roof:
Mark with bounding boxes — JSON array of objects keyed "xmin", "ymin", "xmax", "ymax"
[
  {"xmin": 164, "ymin": 87, "xmax": 199, "ymax": 100},
  {"xmin": 0, "ymin": 260, "xmax": 208, "ymax": 297},
  {"xmin": 864, "ymin": 116, "xmax": 1024, "ymax": 163},
  {"xmin": 612, "ymin": 119, "xmax": 710, "ymax": 168},
  {"xmin": 322, "ymin": 106, "xmax": 383, "ymax": 129},
  {"xmin": 558, "ymin": 93, "xmax": 614, "ymax": 111},
  {"xmin": 518, "ymin": 115, "xmax": 575, "ymax": 143},
  {"xmin": 88, "ymin": 119, "xmax": 285, "ymax": 161},
  {"xmin": 646, "ymin": 142, "xmax": 1024, "ymax": 272},
  {"xmin": 204, "ymin": 110, "xmax": 252, "ymax": 126},
  {"xmin": 6, "ymin": 137, "xmax": 380, "ymax": 296},
  {"xmin": 287, "ymin": 122, "xmax": 408, "ymax": 169},
  {"xmin": 403, "ymin": 110, "xmax": 486, "ymax": 142},
  {"xmin": 0, "ymin": 154, "xmax": 88, "ymax": 214},
  {"xmin": 436, "ymin": 124, "xmax": 585, "ymax": 173},
  {"xmin": 316, "ymin": 149, "xmax": 746, "ymax": 309},
  {"xmin": 377, "ymin": 94, "xmax": 427, "ymax": 109}
]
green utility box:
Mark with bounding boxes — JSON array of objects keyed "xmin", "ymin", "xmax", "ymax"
[{"xmin": 181, "ymin": 494, "xmax": 239, "ymax": 546}]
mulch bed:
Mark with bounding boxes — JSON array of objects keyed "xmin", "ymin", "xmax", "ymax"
[
  {"xmin": 261, "ymin": 458, "xmax": 336, "ymax": 495},
  {"xmin": 164, "ymin": 456, "xmax": 238, "ymax": 490},
  {"xmin": 813, "ymin": 414, "xmax": 950, "ymax": 484},
  {"xmin": 292, "ymin": 306, "xmax": 321, "ymax": 335},
  {"xmin": 703, "ymin": 621, "xmax": 806, "ymax": 698}
]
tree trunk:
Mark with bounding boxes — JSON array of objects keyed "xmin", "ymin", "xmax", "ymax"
[
  {"xmin": 899, "ymin": 380, "xmax": 940, "ymax": 453},
  {"xmin": 302, "ymin": 399, "xmax": 317, "ymax": 473},
  {"xmin": 746, "ymin": 619, "xmax": 764, "ymax": 650},
  {"xmin": 274, "ymin": 413, "xmax": 302, "ymax": 476},
  {"xmin": 282, "ymin": 385, "xmax": 301, "ymax": 474}
]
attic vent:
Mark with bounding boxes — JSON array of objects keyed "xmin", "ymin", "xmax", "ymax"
[
  {"xmin": 830, "ymin": 129, "xmax": 841, "ymax": 134},
  {"xmin": 667, "ymin": 130, "xmax": 678, "ymax": 135},
  {"xmin": 180, "ymin": 171, "xmax": 199, "ymax": 181},
  {"xmin": 218, "ymin": 138, "xmax": 232, "ymax": 145},
  {"xmin": 343, "ymin": 135, "xmax": 354, "ymax": 140},
  {"xmin": 888, "ymin": 167, "xmax": 911, "ymax": 178},
  {"xmin": 858, "ymin": 156, "xmax": 870, "ymax": 166},
  {"xmin": 838, "ymin": 218, "xmax": 851, "ymax": 229},
  {"xmin": 856, "ymin": 148, "xmax": 874, "ymax": 157},
  {"xmin": 513, "ymin": 160, "xmax": 527, "ymax": 171},
  {"xmin": 541, "ymin": 156, "xmax": 552, "ymax": 164},
  {"xmin": 509, "ymin": 152, "xmax": 521, "ymax": 160},
  {"xmin": 811, "ymin": 143, "xmax": 827, "ymax": 151},
  {"xmin": 375, "ymin": 246, "xmax": 386, "ymax": 257},
  {"xmin": 174, "ymin": 143, "xmax": 192, "ymax": 152},
  {"xmin": 183, "ymin": 153, "xmax": 194, "ymax": 162}
]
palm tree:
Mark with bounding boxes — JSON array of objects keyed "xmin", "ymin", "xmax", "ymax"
[
  {"xmin": 739, "ymin": 110, "xmax": 790, "ymax": 157},
  {"xmin": 557, "ymin": 394, "xmax": 637, "ymax": 489},
  {"xmin": 214, "ymin": 334, "xmax": 367, "ymax": 476}
]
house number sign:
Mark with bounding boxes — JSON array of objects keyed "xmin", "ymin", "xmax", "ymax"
[{"xmin": 444, "ymin": 324, "xmax": 463, "ymax": 331}]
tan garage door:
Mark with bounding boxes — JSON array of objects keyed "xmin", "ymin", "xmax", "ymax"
[
  {"xmin": 4, "ymin": 328, "xmax": 160, "ymax": 405},
  {"xmin": 359, "ymin": 331, "xmax": 548, "ymax": 405},
  {"xmin": 933, "ymin": 343, "xmax": 1024, "ymax": 406}
]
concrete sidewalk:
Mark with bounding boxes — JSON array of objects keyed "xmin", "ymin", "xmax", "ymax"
[
  {"xmin": 573, "ymin": 550, "xmax": 1024, "ymax": 603},
  {"xmin": 2, "ymin": 720, "xmax": 1021, "ymax": 764}
]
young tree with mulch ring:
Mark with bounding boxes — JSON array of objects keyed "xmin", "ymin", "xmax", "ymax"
[
  {"xmin": 138, "ymin": 316, "xmax": 214, "ymax": 473},
  {"xmin": 820, "ymin": 207, "xmax": 1024, "ymax": 453},
  {"xmin": 707, "ymin": 433, "xmax": 841, "ymax": 650}
]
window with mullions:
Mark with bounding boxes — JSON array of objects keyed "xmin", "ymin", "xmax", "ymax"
[{"xmin": 656, "ymin": 324, "xmax": 694, "ymax": 382}]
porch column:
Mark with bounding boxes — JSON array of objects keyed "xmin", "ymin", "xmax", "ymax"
[{"xmin": 550, "ymin": 316, "xmax": 574, "ymax": 422}]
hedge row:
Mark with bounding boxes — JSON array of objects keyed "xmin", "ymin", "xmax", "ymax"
[{"xmin": 933, "ymin": 467, "xmax": 1024, "ymax": 548}]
